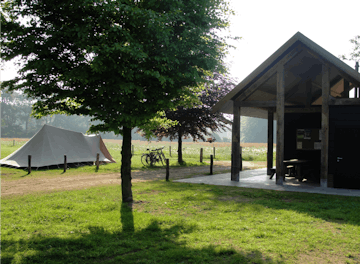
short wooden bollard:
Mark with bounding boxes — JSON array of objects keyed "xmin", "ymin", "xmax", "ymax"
[
  {"xmin": 213, "ymin": 147, "xmax": 215, "ymax": 159},
  {"xmin": 64, "ymin": 155, "xmax": 67, "ymax": 172},
  {"xmin": 96, "ymin": 153, "xmax": 100, "ymax": 169},
  {"xmin": 210, "ymin": 155, "xmax": 213, "ymax": 175},
  {"xmin": 166, "ymin": 159, "xmax": 169, "ymax": 181},
  {"xmin": 169, "ymin": 146, "xmax": 171, "ymax": 157},
  {"xmin": 132, "ymin": 145, "xmax": 134, "ymax": 155},
  {"xmin": 200, "ymin": 148, "xmax": 203, "ymax": 163},
  {"xmin": 28, "ymin": 155, "xmax": 31, "ymax": 174}
]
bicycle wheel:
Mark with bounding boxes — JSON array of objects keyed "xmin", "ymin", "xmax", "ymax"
[
  {"xmin": 141, "ymin": 154, "xmax": 150, "ymax": 166},
  {"xmin": 161, "ymin": 152, "xmax": 166, "ymax": 162},
  {"xmin": 158, "ymin": 154, "xmax": 164, "ymax": 166}
]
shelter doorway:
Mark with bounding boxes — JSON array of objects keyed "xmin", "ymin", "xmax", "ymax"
[{"xmin": 334, "ymin": 127, "xmax": 360, "ymax": 189}]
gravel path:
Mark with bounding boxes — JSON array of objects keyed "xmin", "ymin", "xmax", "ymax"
[{"xmin": 1, "ymin": 161, "xmax": 265, "ymax": 197}]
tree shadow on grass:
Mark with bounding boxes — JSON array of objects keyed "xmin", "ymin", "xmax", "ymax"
[
  {"xmin": 2, "ymin": 203, "xmax": 284, "ymax": 264},
  {"xmin": 164, "ymin": 181, "xmax": 360, "ymax": 226}
]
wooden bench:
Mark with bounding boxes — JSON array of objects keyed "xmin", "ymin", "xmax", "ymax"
[
  {"xmin": 287, "ymin": 165, "xmax": 295, "ymax": 176},
  {"xmin": 269, "ymin": 168, "xmax": 288, "ymax": 181},
  {"xmin": 269, "ymin": 168, "xmax": 276, "ymax": 179}
]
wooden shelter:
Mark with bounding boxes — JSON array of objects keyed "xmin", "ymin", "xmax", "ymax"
[{"xmin": 212, "ymin": 32, "xmax": 360, "ymax": 189}]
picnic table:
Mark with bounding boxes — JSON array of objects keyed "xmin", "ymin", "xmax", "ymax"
[{"xmin": 283, "ymin": 159, "xmax": 310, "ymax": 182}]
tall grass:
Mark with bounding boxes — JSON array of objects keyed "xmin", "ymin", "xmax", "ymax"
[{"xmin": 109, "ymin": 142, "xmax": 275, "ymax": 162}]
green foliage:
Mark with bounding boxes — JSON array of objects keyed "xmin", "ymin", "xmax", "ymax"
[
  {"xmin": 1, "ymin": 0, "xmax": 236, "ymax": 136},
  {"xmin": 339, "ymin": 35, "xmax": 360, "ymax": 63},
  {"xmin": 1, "ymin": 0, "xmax": 237, "ymax": 201},
  {"xmin": 143, "ymin": 70, "xmax": 236, "ymax": 142}
]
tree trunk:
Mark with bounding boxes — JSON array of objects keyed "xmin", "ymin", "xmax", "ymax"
[
  {"xmin": 121, "ymin": 126, "xmax": 133, "ymax": 203},
  {"xmin": 178, "ymin": 129, "xmax": 184, "ymax": 164}
]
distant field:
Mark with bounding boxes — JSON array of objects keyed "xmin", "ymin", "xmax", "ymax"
[
  {"xmin": 1, "ymin": 138, "xmax": 276, "ymax": 165},
  {"xmin": 1, "ymin": 138, "xmax": 275, "ymax": 148},
  {"xmin": 104, "ymin": 139, "xmax": 274, "ymax": 148},
  {"xmin": 1, "ymin": 138, "xmax": 29, "ymax": 142}
]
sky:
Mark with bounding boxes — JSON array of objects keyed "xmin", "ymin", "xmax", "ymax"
[
  {"xmin": 225, "ymin": 0, "xmax": 360, "ymax": 82},
  {"xmin": 1, "ymin": 0, "xmax": 360, "ymax": 85}
]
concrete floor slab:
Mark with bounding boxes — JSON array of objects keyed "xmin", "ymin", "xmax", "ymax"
[{"xmin": 174, "ymin": 168, "xmax": 360, "ymax": 197}]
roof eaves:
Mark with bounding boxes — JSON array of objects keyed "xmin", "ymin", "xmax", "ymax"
[{"xmin": 212, "ymin": 32, "xmax": 303, "ymax": 114}]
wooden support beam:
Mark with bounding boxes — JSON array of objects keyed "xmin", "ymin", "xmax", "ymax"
[
  {"xmin": 307, "ymin": 75, "xmax": 343, "ymax": 105},
  {"xmin": 267, "ymin": 110, "xmax": 274, "ymax": 175},
  {"xmin": 321, "ymin": 64, "xmax": 330, "ymax": 188},
  {"xmin": 231, "ymin": 102, "xmax": 240, "ymax": 181},
  {"xmin": 355, "ymin": 86, "xmax": 358, "ymax": 98},
  {"xmin": 285, "ymin": 84, "xmax": 300, "ymax": 101},
  {"xmin": 284, "ymin": 107, "xmax": 322, "ymax": 113},
  {"xmin": 234, "ymin": 99, "xmax": 298, "ymax": 109},
  {"xmin": 304, "ymin": 48, "xmax": 360, "ymax": 88},
  {"xmin": 328, "ymin": 97, "xmax": 360, "ymax": 105},
  {"xmin": 276, "ymin": 65, "xmax": 285, "ymax": 185},
  {"xmin": 234, "ymin": 46, "xmax": 304, "ymax": 102},
  {"xmin": 235, "ymin": 100, "xmax": 277, "ymax": 108},
  {"xmin": 306, "ymin": 80, "xmax": 312, "ymax": 107},
  {"xmin": 343, "ymin": 79, "xmax": 350, "ymax": 98},
  {"xmin": 304, "ymin": 48, "xmax": 331, "ymax": 68}
]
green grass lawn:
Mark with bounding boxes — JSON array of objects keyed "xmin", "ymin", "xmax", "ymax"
[
  {"xmin": 2, "ymin": 181, "xmax": 360, "ymax": 264},
  {"xmin": 1, "ymin": 141, "xmax": 274, "ymax": 181}
]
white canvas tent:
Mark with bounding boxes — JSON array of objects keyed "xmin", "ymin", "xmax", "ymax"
[{"xmin": 0, "ymin": 124, "xmax": 116, "ymax": 168}]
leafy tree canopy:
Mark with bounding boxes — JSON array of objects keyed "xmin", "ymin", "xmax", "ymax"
[
  {"xmin": 139, "ymin": 69, "xmax": 236, "ymax": 163},
  {"xmin": 1, "ymin": 0, "xmax": 237, "ymax": 134},
  {"xmin": 1, "ymin": 0, "xmax": 237, "ymax": 202}
]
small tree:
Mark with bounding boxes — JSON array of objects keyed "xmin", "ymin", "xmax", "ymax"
[
  {"xmin": 339, "ymin": 35, "xmax": 360, "ymax": 63},
  {"xmin": 142, "ymin": 70, "xmax": 236, "ymax": 164},
  {"xmin": 1, "ymin": 0, "xmax": 236, "ymax": 202}
]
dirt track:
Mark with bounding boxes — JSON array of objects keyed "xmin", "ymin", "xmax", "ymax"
[{"xmin": 1, "ymin": 161, "xmax": 266, "ymax": 197}]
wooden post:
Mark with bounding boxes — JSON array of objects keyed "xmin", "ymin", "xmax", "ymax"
[
  {"xmin": 276, "ymin": 65, "xmax": 285, "ymax": 185},
  {"xmin": 169, "ymin": 146, "xmax": 171, "ymax": 157},
  {"xmin": 306, "ymin": 80, "xmax": 312, "ymax": 107},
  {"xmin": 356, "ymin": 62, "xmax": 359, "ymax": 99},
  {"xmin": 343, "ymin": 79, "xmax": 350, "ymax": 98},
  {"xmin": 355, "ymin": 86, "xmax": 358, "ymax": 98},
  {"xmin": 64, "ymin": 155, "xmax": 67, "ymax": 172},
  {"xmin": 321, "ymin": 64, "xmax": 330, "ymax": 188},
  {"xmin": 96, "ymin": 153, "xmax": 100, "ymax": 169},
  {"xmin": 200, "ymin": 148, "xmax": 203, "ymax": 162},
  {"xmin": 166, "ymin": 159, "xmax": 169, "ymax": 181},
  {"xmin": 231, "ymin": 102, "xmax": 240, "ymax": 181},
  {"xmin": 213, "ymin": 147, "xmax": 215, "ymax": 159},
  {"xmin": 132, "ymin": 145, "xmax": 134, "ymax": 155},
  {"xmin": 267, "ymin": 110, "xmax": 274, "ymax": 175},
  {"xmin": 210, "ymin": 155, "xmax": 213, "ymax": 175},
  {"xmin": 28, "ymin": 155, "xmax": 31, "ymax": 174},
  {"xmin": 240, "ymin": 146, "xmax": 243, "ymax": 171}
]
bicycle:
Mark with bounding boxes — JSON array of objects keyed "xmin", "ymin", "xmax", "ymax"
[{"xmin": 141, "ymin": 147, "xmax": 166, "ymax": 166}]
